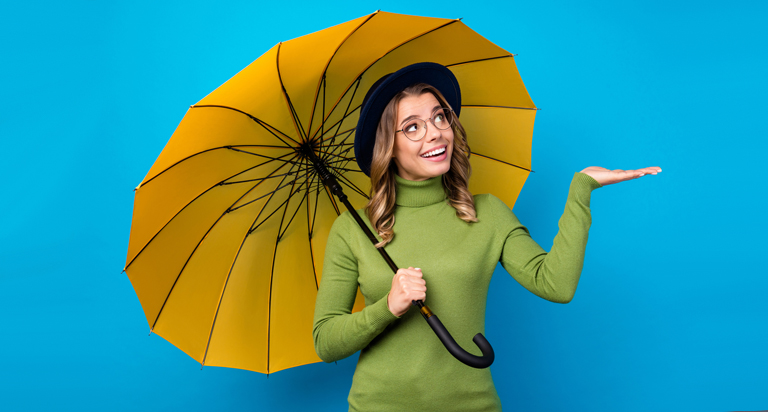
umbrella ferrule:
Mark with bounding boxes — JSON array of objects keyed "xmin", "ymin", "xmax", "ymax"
[{"xmin": 419, "ymin": 305, "xmax": 434, "ymax": 319}]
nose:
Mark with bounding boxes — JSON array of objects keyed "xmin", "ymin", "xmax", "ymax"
[{"xmin": 425, "ymin": 120, "xmax": 441, "ymax": 142}]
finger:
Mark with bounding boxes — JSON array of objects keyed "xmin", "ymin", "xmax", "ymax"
[
  {"xmin": 403, "ymin": 267, "xmax": 423, "ymax": 278},
  {"xmin": 639, "ymin": 166, "xmax": 662, "ymax": 175},
  {"xmin": 408, "ymin": 286, "xmax": 426, "ymax": 300},
  {"xmin": 396, "ymin": 268, "xmax": 417, "ymax": 278}
]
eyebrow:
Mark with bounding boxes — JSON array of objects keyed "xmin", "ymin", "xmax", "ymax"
[{"xmin": 399, "ymin": 105, "xmax": 443, "ymax": 126}]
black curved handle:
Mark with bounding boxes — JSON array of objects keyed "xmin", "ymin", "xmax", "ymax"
[{"xmin": 414, "ymin": 301, "xmax": 495, "ymax": 368}]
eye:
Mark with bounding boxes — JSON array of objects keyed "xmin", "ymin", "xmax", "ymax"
[
  {"xmin": 434, "ymin": 113, "xmax": 445, "ymax": 123},
  {"xmin": 404, "ymin": 122, "xmax": 420, "ymax": 133}
]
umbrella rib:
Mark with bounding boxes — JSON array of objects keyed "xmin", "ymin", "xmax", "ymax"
[
  {"xmin": 192, "ymin": 104, "xmax": 300, "ymax": 147},
  {"xmin": 197, "ymin": 163, "xmax": 302, "ymax": 371},
  {"xmin": 246, "ymin": 162, "xmax": 304, "ymax": 234},
  {"xmin": 246, "ymin": 182, "xmax": 302, "ymax": 234},
  {"xmin": 148, "ymin": 158, "xmax": 298, "ymax": 331},
  {"xmin": 221, "ymin": 168, "xmax": 309, "ymax": 186},
  {"xmin": 314, "ymin": 19, "xmax": 460, "ymax": 131},
  {"xmin": 219, "ymin": 151, "xmax": 300, "ymax": 185},
  {"xmin": 317, "ymin": 140, "xmax": 354, "ymax": 149},
  {"xmin": 470, "ymin": 152, "xmax": 534, "ymax": 173},
  {"xmin": 140, "ymin": 145, "xmax": 294, "ymax": 189},
  {"xmin": 328, "ymin": 166, "xmax": 365, "ymax": 174},
  {"xmin": 334, "ymin": 172, "xmax": 369, "ymax": 199},
  {"xmin": 322, "ymin": 179, "xmax": 341, "ymax": 216},
  {"xmin": 201, "ymin": 223, "xmax": 249, "ymax": 369},
  {"xmin": 200, "ymin": 163, "xmax": 304, "ymax": 369},
  {"xmin": 444, "ymin": 54, "xmax": 516, "ymax": 68},
  {"xmin": 265, "ymin": 165, "xmax": 305, "ymax": 375},
  {"xmin": 125, "ymin": 152, "xmax": 299, "ymax": 270},
  {"xmin": 309, "ymin": 171, "xmax": 322, "ymax": 238},
  {"xmin": 462, "ymin": 104, "xmax": 538, "ymax": 111},
  {"xmin": 276, "ymin": 42, "xmax": 308, "ymax": 143},
  {"xmin": 309, "ymin": 99, "xmax": 357, "ymax": 146},
  {"xmin": 308, "ymin": 74, "xmax": 326, "ymax": 148},
  {"xmin": 315, "ymin": 149, "xmax": 355, "ymax": 163},
  {"xmin": 328, "ymin": 141, "xmax": 356, "ymax": 161},
  {"xmin": 139, "ymin": 147, "xmax": 223, "ymax": 188},
  {"xmin": 321, "ymin": 129, "xmax": 356, "ymax": 155},
  {"xmin": 227, "ymin": 145, "xmax": 297, "ymax": 150},
  {"xmin": 235, "ymin": 172, "xmax": 302, "ymax": 216},
  {"xmin": 225, "ymin": 147, "xmax": 301, "ymax": 164},
  {"xmin": 320, "ymin": 77, "xmax": 362, "ymax": 162},
  {"xmin": 307, "ymin": 11, "xmax": 378, "ymax": 141},
  {"xmin": 304, "ymin": 158, "xmax": 320, "ymax": 290},
  {"xmin": 313, "ymin": 115, "xmax": 359, "ymax": 143},
  {"xmin": 278, "ymin": 179, "xmax": 311, "ymax": 240}
]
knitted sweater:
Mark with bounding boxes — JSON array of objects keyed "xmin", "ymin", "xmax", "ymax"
[{"xmin": 313, "ymin": 172, "xmax": 602, "ymax": 411}]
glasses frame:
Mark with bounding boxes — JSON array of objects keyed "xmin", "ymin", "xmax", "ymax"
[{"xmin": 395, "ymin": 107, "xmax": 454, "ymax": 142}]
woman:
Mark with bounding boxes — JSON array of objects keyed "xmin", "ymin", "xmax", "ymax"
[{"xmin": 313, "ymin": 62, "xmax": 660, "ymax": 411}]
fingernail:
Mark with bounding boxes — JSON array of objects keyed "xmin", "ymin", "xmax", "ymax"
[
  {"xmin": 639, "ymin": 173, "xmax": 645, "ymax": 176},
  {"xmin": 415, "ymin": 268, "xmax": 421, "ymax": 271}
]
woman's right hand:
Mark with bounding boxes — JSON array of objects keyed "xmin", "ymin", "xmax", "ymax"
[{"xmin": 387, "ymin": 267, "xmax": 426, "ymax": 317}]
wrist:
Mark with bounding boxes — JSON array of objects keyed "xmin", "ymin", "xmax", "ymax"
[{"xmin": 386, "ymin": 293, "xmax": 405, "ymax": 317}]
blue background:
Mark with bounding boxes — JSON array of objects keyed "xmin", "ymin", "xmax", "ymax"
[{"xmin": 2, "ymin": 1, "xmax": 766, "ymax": 411}]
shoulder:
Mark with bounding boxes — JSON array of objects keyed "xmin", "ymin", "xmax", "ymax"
[
  {"xmin": 472, "ymin": 193, "xmax": 523, "ymax": 228},
  {"xmin": 473, "ymin": 193, "xmax": 511, "ymax": 216},
  {"xmin": 328, "ymin": 208, "xmax": 376, "ymax": 240},
  {"xmin": 330, "ymin": 208, "xmax": 364, "ymax": 231}
]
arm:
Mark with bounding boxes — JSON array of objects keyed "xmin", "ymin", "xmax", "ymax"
[
  {"xmin": 496, "ymin": 172, "xmax": 602, "ymax": 303},
  {"xmin": 312, "ymin": 212, "xmax": 399, "ymax": 362}
]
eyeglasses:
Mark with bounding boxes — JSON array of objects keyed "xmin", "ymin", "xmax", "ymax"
[{"xmin": 395, "ymin": 107, "xmax": 454, "ymax": 141}]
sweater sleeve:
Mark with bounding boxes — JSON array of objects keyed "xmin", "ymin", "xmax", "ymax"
[
  {"xmin": 312, "ymin": 211, "xmax": 399, "ymax": 363},
  {"xmin": 495, "ymin": 172, "xmax": 602, "ymax": 303}
]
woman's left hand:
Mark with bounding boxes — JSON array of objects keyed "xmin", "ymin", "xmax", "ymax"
[{"xmin": 580, "ymin": 166, "xmax": 662, "ymax": 186}]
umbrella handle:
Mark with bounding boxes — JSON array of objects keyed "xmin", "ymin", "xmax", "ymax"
[
  {"xmin": 309, "ymin": 153, "xmax": 495, "ymax": 369},
  {"xmin": 413, "ymin": 300, "xmax": 495, "ymax": 369}
]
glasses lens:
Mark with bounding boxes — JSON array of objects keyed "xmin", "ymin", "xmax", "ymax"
[
  {"xmin": 403, "ymin": 119, "xmax": 427, "ymax": 141},
  {"xmin": 432, "ymin": 108, "xmax": 453, "ymax": 130}
]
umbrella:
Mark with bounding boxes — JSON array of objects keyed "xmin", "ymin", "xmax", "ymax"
[{"xmin": 124, "ymin": 10, "xmax": 536, "ymax": 374}]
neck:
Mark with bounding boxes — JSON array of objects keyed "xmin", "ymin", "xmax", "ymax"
[{"xmin": 394, "ymin": 174, "xmax": 447, "ymax": 207}]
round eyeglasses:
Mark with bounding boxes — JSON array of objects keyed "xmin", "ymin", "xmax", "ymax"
[{"xmin": 395, "ymin": 108, "xmax": 454, "ymax": 141}]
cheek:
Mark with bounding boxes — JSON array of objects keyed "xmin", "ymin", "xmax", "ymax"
[{"xmin": 393, "ymin": 139, "xmax": 418, "ymax": 164}]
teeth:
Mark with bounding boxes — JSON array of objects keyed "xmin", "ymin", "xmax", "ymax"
[{"xmin": 421, "ymin": 147, "xmax": 446, "ymax": 158}]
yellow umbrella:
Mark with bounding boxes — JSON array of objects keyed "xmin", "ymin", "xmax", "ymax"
[{"xmin": 124, "ymin": 10, "xmax": 536, "ymax": 374}]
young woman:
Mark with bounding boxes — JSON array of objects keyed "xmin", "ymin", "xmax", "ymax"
[{"xmin": 313, "ymin": 62, "xmax": 660, "ymax": 411}]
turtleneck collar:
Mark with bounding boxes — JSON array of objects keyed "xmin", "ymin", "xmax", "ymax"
[{"xmin": 394, "ymin": 174, "xmax": 447, "ymax": 207}]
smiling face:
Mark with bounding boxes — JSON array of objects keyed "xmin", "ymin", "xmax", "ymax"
[{"xmin": 392, "ymin": 92, "xmax": 454, "ymax": 181}]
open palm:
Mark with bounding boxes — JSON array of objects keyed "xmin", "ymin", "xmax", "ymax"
[{"xmin": 580, "ymin": 166, "xmax": 662, "ymax": 186}]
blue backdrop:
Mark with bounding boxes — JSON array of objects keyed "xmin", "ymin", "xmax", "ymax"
[{"xmin": 2, "ymin": 1, "xmax": 766, "ymax": 411}]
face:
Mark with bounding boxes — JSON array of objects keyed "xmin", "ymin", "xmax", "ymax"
[{"xmin": 392, "ymin": 92, "xmax": 454, "ymax": 181}]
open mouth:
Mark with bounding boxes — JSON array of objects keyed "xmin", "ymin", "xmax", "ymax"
[{"xmin": 420, "ymin": 147, "xmax": 446, "ymax": 158}]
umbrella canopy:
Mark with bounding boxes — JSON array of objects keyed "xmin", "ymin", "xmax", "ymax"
[{"xmin": 125, "ymin": 10, "xmax": 536, "ymax": 374}]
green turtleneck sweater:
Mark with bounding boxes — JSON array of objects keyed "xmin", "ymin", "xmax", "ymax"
[{"xmin": 313, "ymin": 172, "xmax": 602, "ymax": 411}]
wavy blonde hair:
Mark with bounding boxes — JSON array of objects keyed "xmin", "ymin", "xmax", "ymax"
[{"xmin": 365, "ymin": 83, "xmax": 477, "ymax": 248}]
